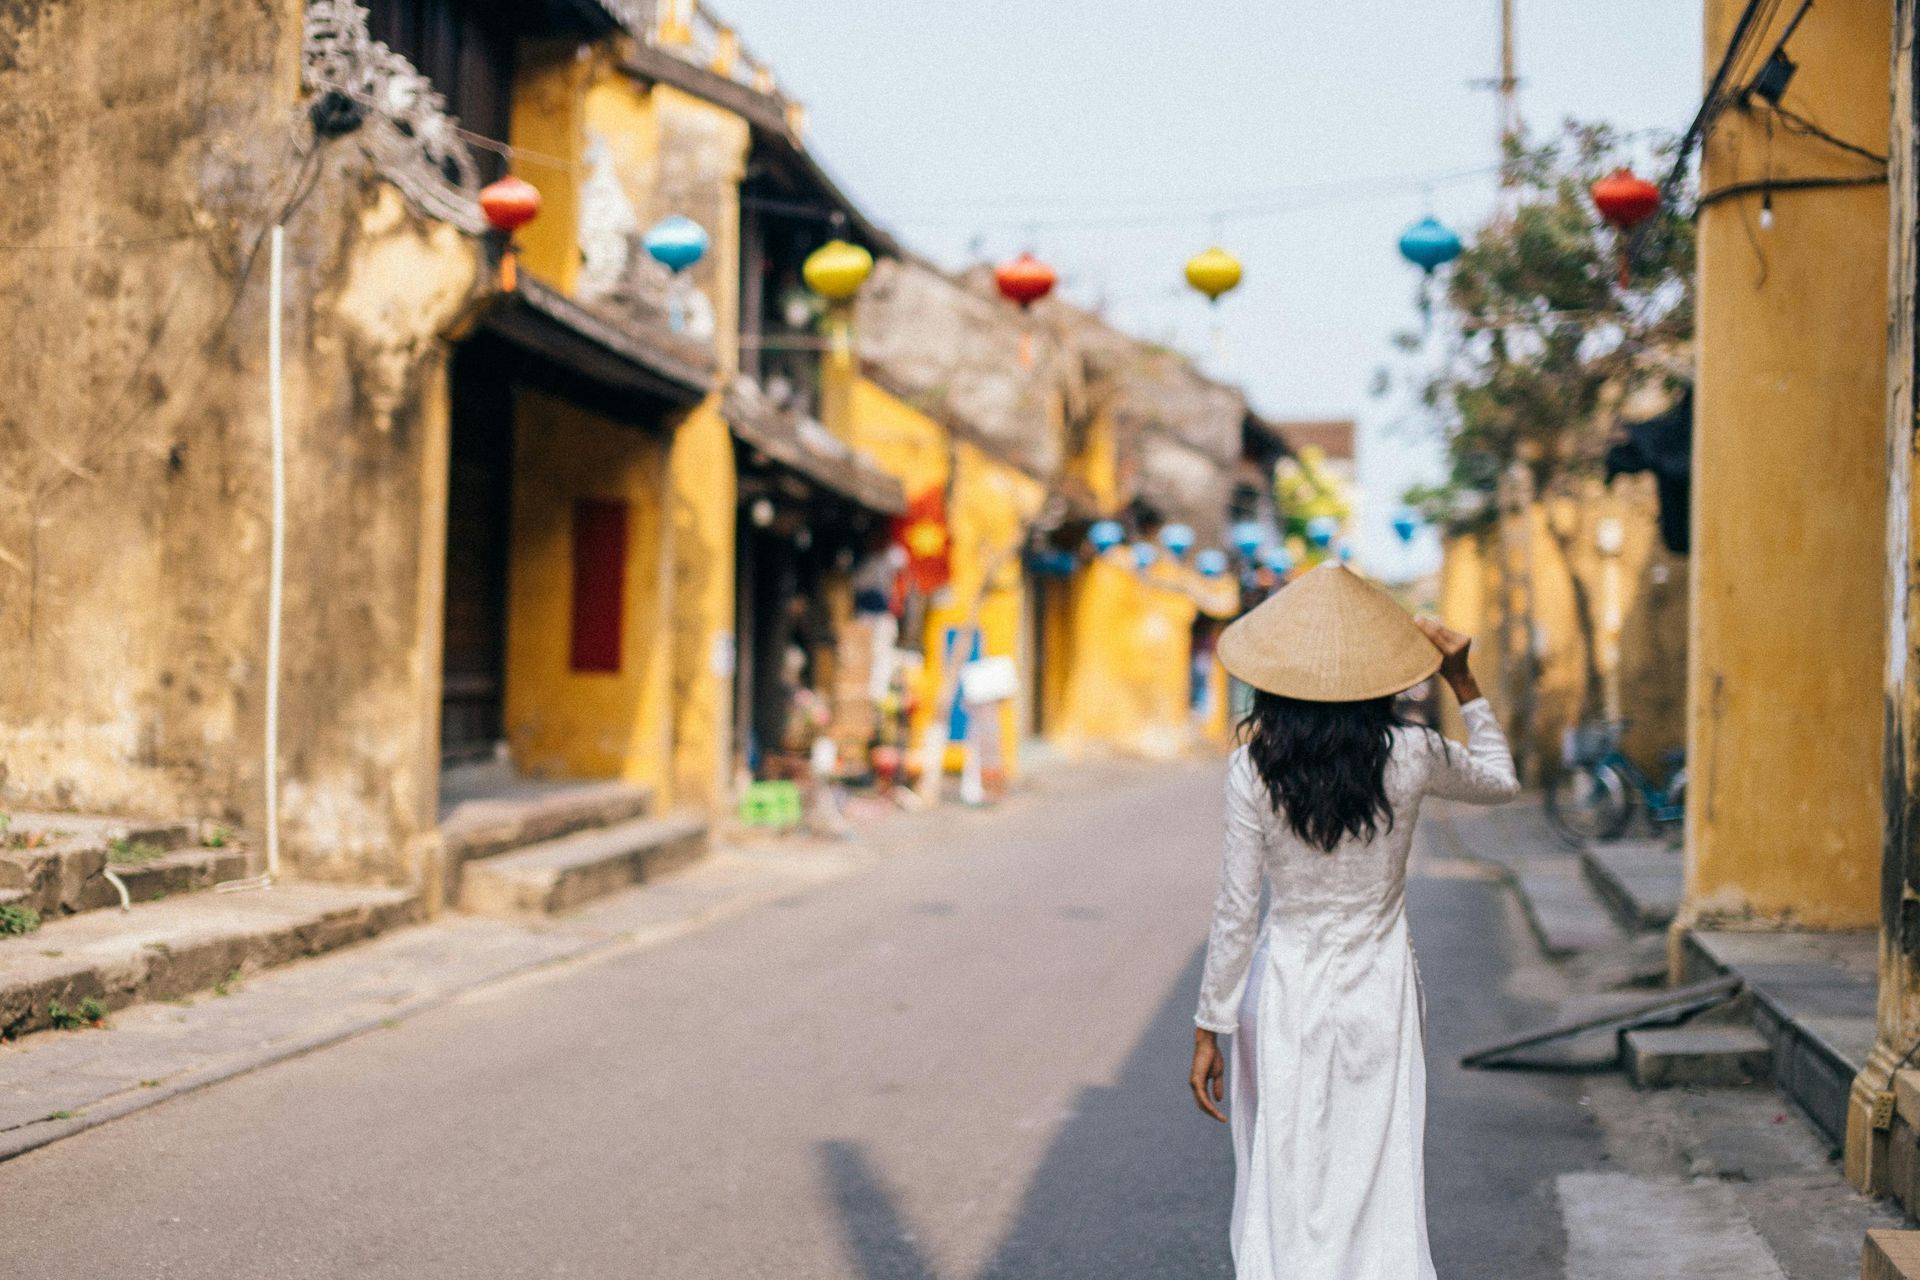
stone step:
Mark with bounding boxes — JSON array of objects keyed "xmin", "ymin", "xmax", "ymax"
[
  {"xmin": 458, "ymin": 813, "xmax": 708, "ymax": 917},
  {"xmin": 1581, "ymin": 840, "xmax": 1684, "ymax": 932},
  {"xmin": 438, "ymin": 780, "xmax": 655, "ymax": 903},
  {"xmin": 1624, "ymin": 1024, "xmax": 1772, "ymax": 1088},
  {"xmin": 1, "ymin": 832, "xmax": 254, "ymax": 918},
  {"xmin": 0, "ymin": 882, "xmax": 417, "ymax": 1040},
  {"xmin": 1865, "ymin": 1229, "xmax": 1920, "ymax": 1280},
  {"xmin": 96, "ymin": 847, "xmax": 252, "ymax": 909}
]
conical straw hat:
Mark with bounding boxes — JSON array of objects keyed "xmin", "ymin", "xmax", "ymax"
[{"xmin": 1217, "ymin": 563, "xmax": 1441, "ymax": 701}]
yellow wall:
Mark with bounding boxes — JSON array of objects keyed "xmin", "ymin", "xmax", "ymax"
[
  {"xmin": 513, "ymin": 59, "xmax": 750, "ymax": 812},
  {"xmin": 835, "ymin": 376, "xmax": 1056, "ymax": 776},
  {"xmin": 1436, "ymin": 479, "xmax": 1685, "ymax": 778},
  {"xmin": 503, "ymin": 390, "xmax": 673, "ymax": 793},
  {"xmin": 667, "ymin": 399, "xmax": 737, "ymax": 809},
  {"xmin": 1686, "ymin": 0, "xmax": 1889, "ymax": 929},
  {"xmin": 510, "ymin": 41, "xmax": 595, "ymax": 293},
  {"xmin": 1053, "ymin": 554, "xmax": 1200, "ymax": 760}
]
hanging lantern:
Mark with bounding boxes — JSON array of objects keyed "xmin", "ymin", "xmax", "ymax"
[
  {"xmin": 643, "ymin": 215, "xmax": 710, "ymax": 273},
  {"xmin": 1184, "ymin": 247, "xmax": 1243, "ymax": 303},
  {"xmin": 1229, "ymin": 521, "xmax": 1264, "ymax": 559},
  {"xmin": 1591, "ymin": 168, "xmax": 1660, "ymax": 231},
  {"xmin": 1592, "ymin": 168, "xmax": 1660, "ymax": 287},
  {"xmin": 478, "ymin": 177, "xmax": 541, "ymax": 291},
  {"xmin": 1306, "ymin": 515, "xmax": 1340, "ymax": 549},
  {"xmin": 1262, "ymin": 546, "xmax": 1293, "ymax": 575},
  {"xmin": 1392, "ymin": 508, "xmax": 1420, "ymax": 545},
  {"xmin": 1088, "ymin": 519, "xmax": 1126, "ymax": 552},
  {"xmin": 802, "ymin": 239, "xmax": 873, "ymax": 302},
  {"xmin": 479, "ymin": 177, "xmax": 542, "ymax": 234},
  {"xmin": 1196, "ymin": 549, "xmax": 1229, "ymax": 577},
  {"xmin": 1132, "ymin": 542, "xmax": 1159, "ymax": 570},
  {"xmin": 1159, "ymin": 523, "xmax": 1195, "ymax": 557},
  {"xmin": 1397, "ymin": 217, "xmax": 1463, "ymax": 274},
  {"xmin": 994, "ymin": 252, "xmax": 1057, "ymax": 308},
  {"xmin": 644, "ymin": 215, "xmax": 710, "ymax": 334}
]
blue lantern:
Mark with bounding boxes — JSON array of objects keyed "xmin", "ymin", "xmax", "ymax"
[
  {"xmin": 1306, "ymin": 515, "xmax": 1340, "ymax": 549},
  {"xmin": 1132, "ymin": 542, "xmax": 1158, "ymax": 570},
  {"xmin": 1337, "ymin": 543, "xmax": 1355, "ymax": 563},
  {"xmin": 1159, "ymin": 523, "xmax": 1195, "ymax": 557},
  {"xmin": 1230, "ymin": 520, "xmax": 1264, "ymax": 558},
  {"xmin": 1195, "ymin": 549, "xmax": 1229, "ymax": 577},
  {"xmin": 1391, "ymin": 508, "xmax": 1419, "ymax": 545},
  {"xmin": 643, "ymin": 215, "xmax": 709, "ymax": 273},
  {"xmin": 1088, "ymin": 519, "xmax": 1125, "ymax": 552},
  {"xmin": 1398, "ymin": 216, "xmax": 1463, "ymax": 274},
  {"xmin": 1262, "ymin": 546, "xmax": 1293, "ymax": 575}
]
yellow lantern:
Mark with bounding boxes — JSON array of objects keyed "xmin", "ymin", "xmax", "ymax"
[
  {"xmin": 1185, "ymin": 246, "xmax": 1243, "ymax": 303},
  {"xmin": 803, "ymin": 239, "xmax": 874, "ymax": 302}
]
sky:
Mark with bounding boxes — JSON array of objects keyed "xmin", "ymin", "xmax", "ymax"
[{"xmin": 709, "ymin": 1, "xmax": 1705, "ymax": 579}]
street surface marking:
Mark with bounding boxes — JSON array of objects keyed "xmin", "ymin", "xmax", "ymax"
[{"xmin": 1557, "ymin": 1172, "xmax": 1787, "ymax": 1280}]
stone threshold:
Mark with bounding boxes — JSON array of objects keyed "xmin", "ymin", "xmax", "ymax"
[{"xmin": 1681, "ymin": 927, "xmax": 1877, "ymax": 1150}]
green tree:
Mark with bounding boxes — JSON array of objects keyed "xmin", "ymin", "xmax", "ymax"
[{"xmin": 1408, "ymin": 121, "xmax": 1695, "ymax": 724}]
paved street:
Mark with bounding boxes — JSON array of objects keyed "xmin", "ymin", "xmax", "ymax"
[{"xmin": 0, "ymin": 762, "xmax": 1884, "ymax": 1277}]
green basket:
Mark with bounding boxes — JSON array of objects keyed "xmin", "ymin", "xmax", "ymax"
[{"xmin": 740, "ymin": 780, "xmax": 803, "ymax": 828}]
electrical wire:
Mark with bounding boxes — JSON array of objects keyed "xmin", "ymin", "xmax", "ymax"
[{"xmin": 1767, "ymin": 102, "xmax": 1889, "ymax": 165}]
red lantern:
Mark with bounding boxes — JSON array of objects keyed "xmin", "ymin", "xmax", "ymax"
[
  {"xmin": 994, "ymin": 252, "xmax": 1057, "ymax": 309},
  {"xmin": 479, "ymin": 176, "xmax": 542, "ymax": 233},
  {"xmin": 1591, "ymin": 168, "xmax": 1660, "ymax": 229},
  {"xmin": 1591, "ymin": 168, "xmax": 1660, "ymax": 287}
]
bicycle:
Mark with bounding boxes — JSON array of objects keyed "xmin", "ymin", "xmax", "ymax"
[{"xmin": 1543, "ymin": 719, "xmax": 1686, "ymax": 847}]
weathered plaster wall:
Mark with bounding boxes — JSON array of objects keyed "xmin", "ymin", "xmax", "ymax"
[
  {"xmin": 0, "ymin": 0, "xmax": 483, "ymax": 884},
  {"xmin": 1688, "ymin": 0, "xmax": 1890, "ymax": 929},
  {"xmin": 502, "ymin": 389, "xmax": 672, "ymax": 790},
  {"xmin": 651, "ymin": 88, "xmax": 749, "ymax": 812},
  {"xmin": 856, "ymin": 258, "xmax": 1068, "ymax": 482}
]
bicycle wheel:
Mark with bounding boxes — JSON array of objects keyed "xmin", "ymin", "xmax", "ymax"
[{"xmin": 1545, "ymin": 762, "xmax": 1634, "ymax": 846}]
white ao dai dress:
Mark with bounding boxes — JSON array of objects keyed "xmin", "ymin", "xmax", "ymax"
[{"xmin": 1195, "ymin": 699, "xmax": 1518, "ymax": 1279}]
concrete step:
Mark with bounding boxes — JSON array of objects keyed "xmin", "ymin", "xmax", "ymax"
[
  {"xmin": 1581, "ymin": 840, "xmax": 1684, "ymax": 932},
  {"xmin": 0, "ymin": 882, "xmax": 417, "ymax": 1039},
  {"xmin": 0, "ymin": 830, "xmax": 253, "ymax": 918},
  {"xmin": 2, "ymin": 846, "xmax": 253, "ymax": 914},
  {"xmin": 458, "ymin": 813, "xmax": 708, "ymax": 917},
  {"xmin": 1624, "ymin": 1024, "xmax": 1772, "ymax": 1088},
  {"xmin": 1865, "ymin": 1230, "xmax": 1920, "ymax": 1280},
  {"xmin": 438, "ymin": 780, "xmax": 654, "ymax": 903}
]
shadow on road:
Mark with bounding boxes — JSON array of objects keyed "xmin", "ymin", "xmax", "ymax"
[
  {"xmin": 819, "ymin": 1139, "xmax": 940, "ymax": 1280},
  {"xmin": 818, "ymin": 948, "xmax": 1235, "ymax": 1280},
  {"xmin": 818, "ymin": 865, "xmax": 1596, "ymax": 1280}
]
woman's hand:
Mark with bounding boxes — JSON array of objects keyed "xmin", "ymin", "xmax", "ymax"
[
  {"xmin": 1190, "ymin": 1029, "xmax": 1227, "ymax": 1123},
  {"xmin": 1415, "ymin": 616, "xmax": 1482, "ymax": 703}
]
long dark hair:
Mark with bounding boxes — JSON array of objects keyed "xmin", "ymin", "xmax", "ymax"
[{"xmin": 1239, "ymin": 690, "xmax": 1408, "ymax": 852}]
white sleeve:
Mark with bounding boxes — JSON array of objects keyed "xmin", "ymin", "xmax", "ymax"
[
  {"xmin": 1424, "ymin": 697, "xmax": 1521, "ymax": 804},
  {"xmin": 1195, "ymin": 751, "xmax": 1265, "ymax": 1034}
]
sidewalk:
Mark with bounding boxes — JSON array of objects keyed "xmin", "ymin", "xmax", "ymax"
[
  {"xmin": 0, "ymin": 758, "xmax": 1142, "ymax": 1164},
  {"xmin": 1430, "ymin": 799, "xmax": 1902, "ymax": 1274}
]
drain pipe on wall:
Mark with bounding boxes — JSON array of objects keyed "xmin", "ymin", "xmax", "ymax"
[{"xmin": 221, "ymin": 223, "xmax": 286, "ymax": 894}]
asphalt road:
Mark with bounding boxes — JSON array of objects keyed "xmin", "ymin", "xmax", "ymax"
[{"xmin": 0, "ymin": 762, "xmax": 1605, "ymax": 1279}]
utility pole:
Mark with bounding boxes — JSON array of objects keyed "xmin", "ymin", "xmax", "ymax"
[
  {"xmin": 1498, "ymin": 0, "xmax": 1520, "ymax": 157},
  {"xmin": 1472, "ymin": 0, "xmax": 1522, "ymax": 206}
]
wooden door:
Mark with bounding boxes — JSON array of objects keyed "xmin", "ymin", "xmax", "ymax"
[{"xmin": 441, "ymin": 346, "xmax": 514, "ymax": 761}]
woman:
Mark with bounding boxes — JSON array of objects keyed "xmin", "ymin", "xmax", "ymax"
[{"xmin": 1189, "ymin": 563, "xmax": 1518, "ymax": 1278}]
